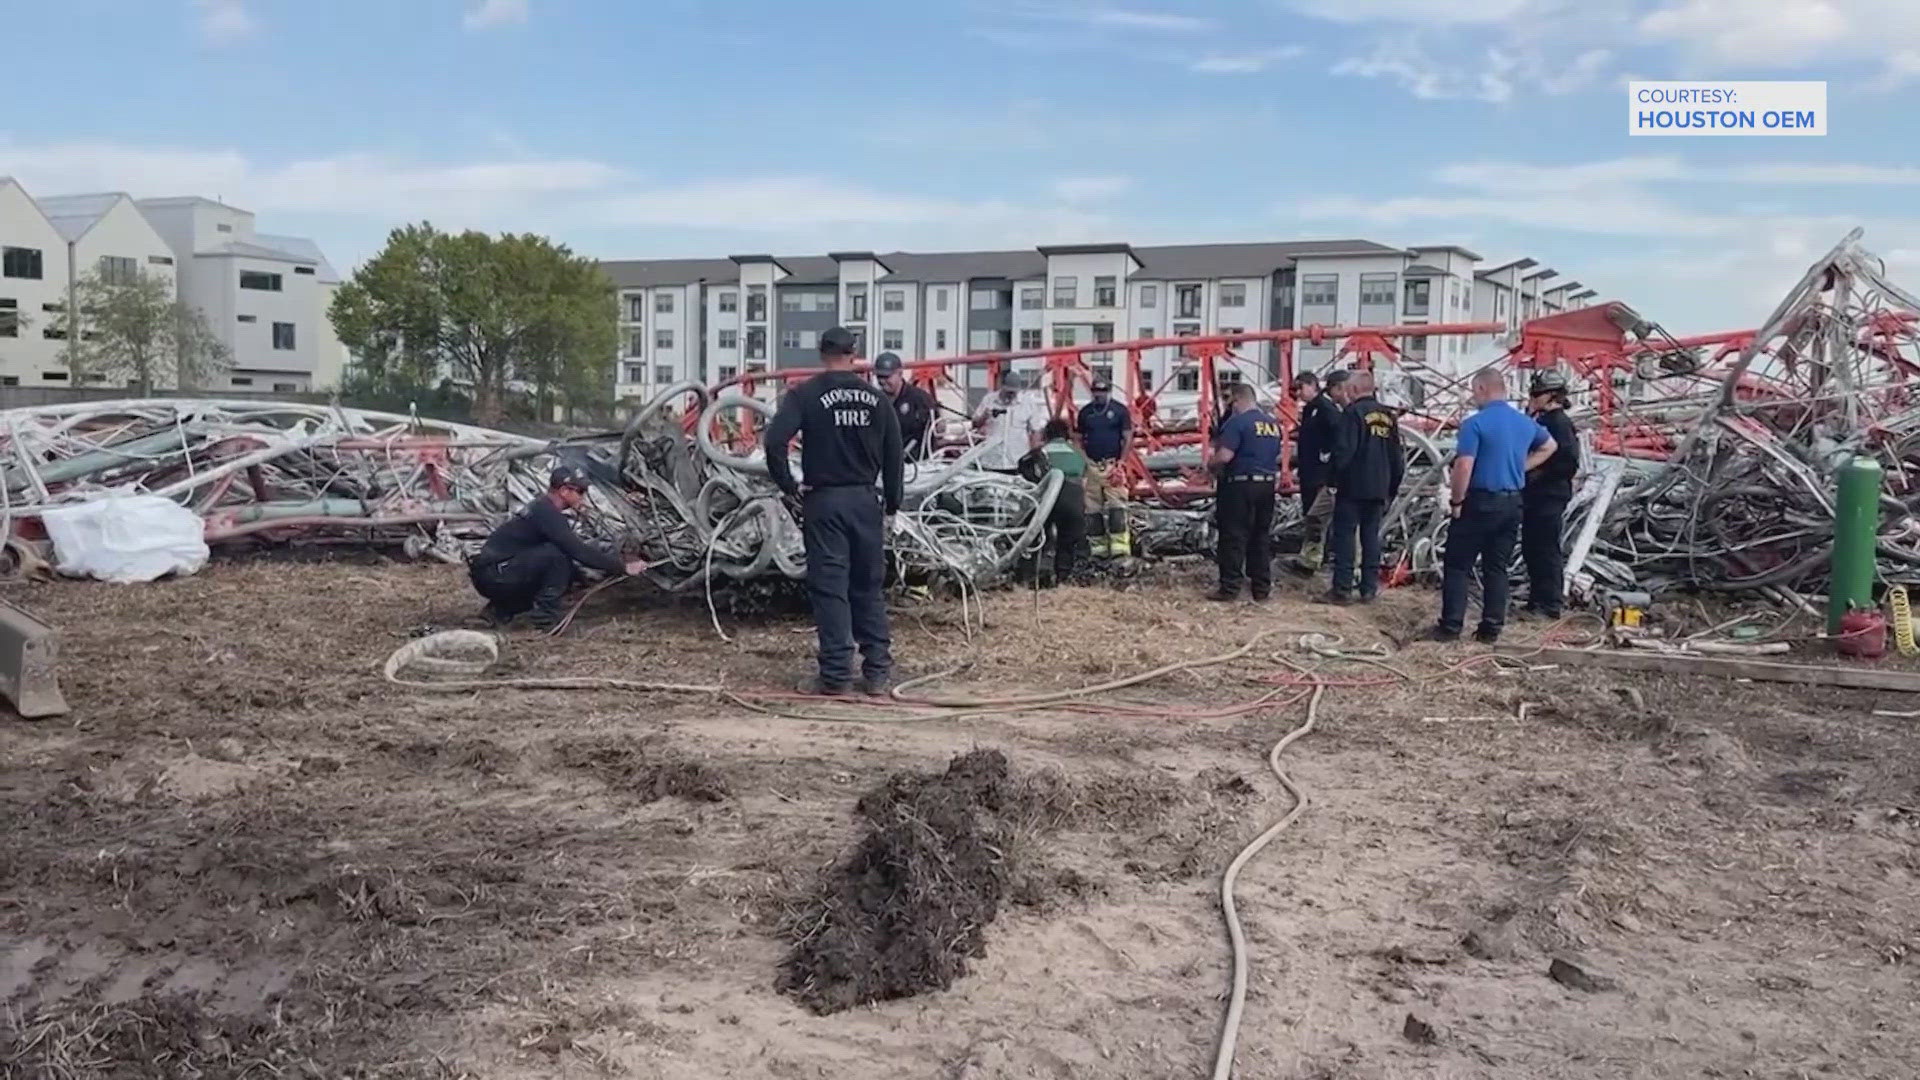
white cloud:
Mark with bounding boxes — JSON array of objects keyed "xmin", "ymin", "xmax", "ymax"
[
  {"xmin": 1728, "ymin": 163, "xmax": 1920, "ymax": 185},
  {"xmin": 1281, "ymin": 0, "xmax": 1540, "ymax": 23},
  {"xmin": 464, "ymin": 0, "xmax": 530, "ymax": 31},
  {"xmin": 194, "ymin": 0, "xmax": 255, "ymax": 45},
  {"xmin": 1005, "ymin": 2, "xmax": 1214, "ymax": 32},
  {"xmin": 1190, "ymin": 46, "xmax": 1305, "ymax": 74},
  {"xmin": 1638, "ymin": 0, "xmax": 1854, "ymax": 66},
  {"xmin": 1332, "ymin": 36, "xmax": 1519, "ymax": 101},
  {"xmin": 1051, "ymin": 176, "xmax": 1132, "ymax": 201}
]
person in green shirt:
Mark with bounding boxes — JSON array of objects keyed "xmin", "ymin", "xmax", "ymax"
[{"xmin": 1019, "ymin": 418, "xmax": 1090, "ymax": 585}]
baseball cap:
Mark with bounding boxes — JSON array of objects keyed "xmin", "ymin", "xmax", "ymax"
[
  {"xmin": 1090, "ymin": 376, "xmax": 1112, "ymax": 391},
  {"xmin": 1529, "ymin": 370, "xmax": 1570, "ymax": 395},
  {"xmin": 873, "ymin": 351, "xmax": 903, "ymax": 375},
  {"xmin": 819, "ymin": 326, "xmax": 858, "ymax": 357},
  {"xmin": 549, "ymin": 464, "xmax": 591, "ymax": 492}
]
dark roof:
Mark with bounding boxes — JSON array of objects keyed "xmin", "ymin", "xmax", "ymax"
[
  {"xmin": 1036, "ymin": 242, "xmax": 1136, "ymax": 257},
  {"xmin": 1522, "ymin": 266, "xmax": 1559, "ymax": 281},
  {"xmin": 775, "ymin": 255, "xmax": 841, "ymax": 285},
  {"xmin": 1478, "ymin": 257, "xmax": 1538, "ymax": 276},
  {"xmin": 1402, "ymin": 263, "xmax": 1448, "ymax": 278},
  {"xmin": 878, "ymin": 249, "xmax": 1044, "ymax": 283},
  {"xmin": 1410, "ymin": 243, "xmax": 1485, "ymax": 260},
  {"xmin": 1135, "ymin": 239, "xmax": 1403, "ymax": 279},
  {"xmin": 600, "ymin": 257, "xmax": 741, "ymax": 289}
]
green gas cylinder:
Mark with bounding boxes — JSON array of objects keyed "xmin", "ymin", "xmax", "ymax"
[{"xmin": 1829, "ymin": 455, "xmax": 1883, "ymax": 635}]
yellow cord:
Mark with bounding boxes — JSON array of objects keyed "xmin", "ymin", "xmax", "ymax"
[{"xmin": 1891, "ymin": 585, "xmax": 1916, "ymax": 656}]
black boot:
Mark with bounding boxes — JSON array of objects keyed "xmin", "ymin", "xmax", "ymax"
[{"xmin": 528, "ymin": 586, "xmax": 568, "ymax": 633}]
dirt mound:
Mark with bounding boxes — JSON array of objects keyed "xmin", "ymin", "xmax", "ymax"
[
  {"xmin": 551, "ymin": 735, "xmax": 730, "ymax": 803},
  {"xmin": 778, "ymin": 749, "xmax": 1037, "ymax": 1015}
]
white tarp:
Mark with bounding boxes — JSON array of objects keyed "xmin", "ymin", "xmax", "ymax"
[{"xmin": 42, "ymin": 495, "xmax": 209, "ymax": 583}]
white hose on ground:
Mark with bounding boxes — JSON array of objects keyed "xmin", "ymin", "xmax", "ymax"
[
  {"xmin": 1211, "ymin": 682, "xmax": 1324, "ymax": 1080},
  {"xmin": 381, "ymin": 629, "xmax": 720, "ymax": 695}
]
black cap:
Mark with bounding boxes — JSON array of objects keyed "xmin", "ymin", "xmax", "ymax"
[
  {"xmin": 873, "ymin": 351, "xmax": 902, "ymax": 375},
  {"xmin": 820, "ymin": 326, "xmax": 858, "ymax": 357},
  {"xmin": 1090, "ymin": 376, "xmax": 1112, "ymax": 391},
  {"xmin": 549, "ymin": 464, "xmax": 590, "ymax": 492},
  {"xmin": 1529, "ymin": 369, "xmax": 1570, "ymax": 395}
]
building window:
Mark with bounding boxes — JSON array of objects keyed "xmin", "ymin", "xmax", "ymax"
[
  {"xmin": 1495, "ymin": 292, "xmax": 1508, "ymax": 318},
  {"xmin": 1300, "ymin": 275, "xmax": 1339, "ymax": 308},
  {"xmin": 628, "ymin": 296, "xmax": 646, "ymax": 321},
  {"xmin": 883, "ymin": 329, "xmax": 904, "ymax": 350},
  {"xmin": 230, "ymin": 376, "xmax": 252, "ymax": 386},
  {"xmin": 1214, "ymin": 368, "xmax": 1244, "ymax": 391},
  {"xmin": 1092, "ymin": 363, "xmax": 1113, "ymax": 383},
  {"xmin": 1359, "ymin": 274, "xmax": 1397, "ymax": 307},
  {"xmin": 1020, "ymin": 329, "xmax": 1043, "ymax": 350},
  {"xmin": 968, "ymin": 328, "xmax": 996, "ymax": 351},
  {"xmin": 655, "ymin": 364, "xmax": 674, "ymax": 383},
  {"xmin": 655, "ymin": 292, "xmax": 674, "ymax": 314},
  {"xmin": 240, "ymin": 270, "xmax": 282, "ymax": 291},
  {"xmin": 1094, "ymin": 276, "xmax": 1117, "ymax": 307},
  {"xmin": 1176, "ymin": 370, "xmax": 1200, "ymax": 391},
  {"xmin": 627, "ymin": 331, "xmax": 644, "ymax": 356},
  {"xmin": 718, "ymin": 329, "xmax": 739, "ymax": 349},
  {"xmin": 272, "ymin": 322, "xmax": 296, "ymax": 349},
  {"xmin": 0, "ymin": 298, "xmax": 15, "ymax": 337},
  {"xmin": 1137, "ymin": 327, "xmax": 1153, "ymax": 340},
  {"xmin": 1139, "ymin": 370, "xmax": 1154, "ymax": 391},
  {"xmin": 273, "ymin": 382, "xmax": 297, "ymax": 392},
  {"xmin": 1014, "ymin": 285, "xmax": 1039, "ymax": 310},
  {"xmin": 147, "ymin": 255, "xmax": 174, "ymax": 266},
  {"xmin": 936, "ymin": 288, "xmax": 950, "ymax": 311},
  {"xmin": 847, "ymin": 285, "xmax": 868, "ymax": 321},
  {"xmin": 718, "ymin": 365, "xmax": 738, "ymax": 381},
  {"xmin": 935, "ymin": 329, "xmax": 948, "ymax": 350},
  {"xmin": 882, "ymin": 289, "xmax": 905, "ymax": 313},
  {"xmin": 780, "ymin": 330, "xmax": 799, "ymax": 349},
  {"xmin": 238, "ymin": 314, "xmax": 258, "ymax": 323},
  {"xmin": 1175, "ymin": 284, "xmax": 1203, "ymax": 319},
  {"xmin": 624, "ymin": 362, "xmax": 644, "ymax": 383},
  {"xmin": 971, "ymin": 288, "xmax": 1002, "ymax": 311},
  {"xmin": 780, "ymin": 292, "xmax": 802, "ymax": 313},
  {"xmin": 1052, "ymin": 277, "xmax": 1077, "ymax": 308},
  {"xmin": 1139, "ymin": 284, "xmax": 1157, "ymax": 308},
  {"xmin": 0, "ymin": 376, "xmax": 15, "ymax": 386},
  {"xmin": 216, "ymin": 224, "xmax": 233, "ymax": 233},
  {"xmin": 1404, "ymin": 280, "xmax": 1431, "ymax": 315},
  {"xmin": 1218, "ymin": 283, "xmax": 1246, "ymax": 308},
  {"xmin": 1051, "ymin": 326, "xmax": 1076, "ymax": 348},
  {"xmin": 1407, "ymin": 334, "xmax": 1428, "ymax": 357},
  {"xmin": 3, "ymin": 247, "xmax": 44, "ymax": 280},
  {"xmin": 746, "ymin": 288, "xmax": 767, "ymax": 321},
  {"xmin": 718, "ymin": 290, "xmax": 738, "ymax": 313},
  {"xmin": 1220, "ymin": 327, "xmax": 1243, "ymax": 340},
  {"xmin": 42, "ymin": 371, "xmax": 69, "ymax": 381},
  {"xmin": 99, "ymin": 256, "xmax": 138, "ymax": 286},
  {"xmin": 1172, "ymin": 322, "xmax": 1201, "ymax": 337},
  {"xmin": 745, "ymin": 327, "xmax": 766, "ymax": 359},
  {"xmin": 655, "ymin": 329, "xmax": 674, "ymax": 349},
  {"xmin": 294, "ymin": 266, "xmax": 315, "ymax": 275}
]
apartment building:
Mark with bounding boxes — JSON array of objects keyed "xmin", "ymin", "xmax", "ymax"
[
  {"xmin": 0, "ymin": 178, "xmax": 347, "ymax": 392},
  {"xmin": 599, "ymin": 238, "xmax": 1607, "ymax": 406}
]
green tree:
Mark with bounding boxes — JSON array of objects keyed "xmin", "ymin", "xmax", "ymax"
[
  {"xmin": 330, "ymin": 223, "xmax": 617, "ymax": 423},
  {"xmin": 61, "ymin": 269, "xmax": 230, "ymax": 394}
]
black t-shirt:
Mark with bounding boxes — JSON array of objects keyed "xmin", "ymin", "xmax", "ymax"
[
  {"xmin": 475, "ymin": 496, "xmax": 623, "ymax": 574},
  {"xmin": 1295, "ymin": 393, "xmax": 1342, "ymax": 478},
  {"xmin": 764, "ymin": 370, "xmax": 905, "ymax": 513},
  {"xmin": 889, "ymin": 383, "xmax": 935, "ymax": 460},
  {"xmin": 1076, "ymin": 399, "xmax": 1132, "ymax": 461},
  {"xmin": 1527, "ymin": 407, "xmax": 1580, "ymax": 499}
]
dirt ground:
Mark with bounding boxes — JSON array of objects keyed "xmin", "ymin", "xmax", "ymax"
[{"xmin": 3, "ymin": 558, "xmax": 1918, "ymax": 1079}]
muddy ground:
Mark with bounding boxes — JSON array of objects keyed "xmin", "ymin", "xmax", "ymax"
[{"xmin": 2, "ymin": 559, "xmax": 1917, "ymax": 1079}]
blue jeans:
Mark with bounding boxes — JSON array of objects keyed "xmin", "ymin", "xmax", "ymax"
[
  {"xmin": 1439, "ymin": 490, "xmax": 1523, "ymax": 634},
  {"xmin": 803, "ymin": 486, "xmax": 892, "ymax": 684},
  {"xmin": 1329, "ymin": 496, "xmax": 1385, "ymax": 597}
]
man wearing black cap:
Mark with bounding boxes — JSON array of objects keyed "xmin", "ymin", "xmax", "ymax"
[
  {"xmin": 873, "ymin": 351, "xmax": 935, "ymax": 462},
  {"xmin": 1075, "ymin": 376, "xmax": 1133, "ymax": 557},
  {"xmin": 1521, "ymin": 369, "xmax": 1580, "ymax": 619},
  {"xmin": 765, "ymin": 326, "xmax": 905, "ymax": 696},
  {"xmin": 468, "ymin": 464, "xmax": 645, "ymax": 631}
]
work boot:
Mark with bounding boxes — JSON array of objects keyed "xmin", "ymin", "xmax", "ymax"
[
  {"xmin": 527, "ymin": 584, "xmax": 567, "ymax": 633},
  {"xmin": 1107, "ymin": 509, "xmax": 1132, "ymax": 557},
  {"xmin": 856, "ymin": 673, "xmax": 893, "ymax": 698},
  {"xmin": 478, "ymin": 602, "xmax": 517, "ymax": 628},
  {"xmin": 796, "ymin": 675, "xmax": 851, "ymax": 697},
  {"xmin": 1473, "ymin": 627, "xmax": 1501, "ymax": 646},
  {"xmin": 1314, "ymin": 589, "xmax": 1353, "ymax": 606},
  {"xmin": 1425, "ymin": 626, "xmax": 1461, "ymax": 643},
  {"xmin": 1206, "ymin": 586, "xmax": 1239, "ymax": 602},
  {"xmin": 1356, "ymin": 591, "xmax": 1380, "ymax": 605},
  {"xmin": 1297, "ymin": 540, "xmax": 1324, "ymax": 571}
]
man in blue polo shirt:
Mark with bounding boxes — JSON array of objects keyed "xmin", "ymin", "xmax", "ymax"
[
  {"xmin": 1430, "ymin": 367, "xmax": 1558, "ymax": 644},
  {"xmin": 1076, "ymin": 377, "xmax": 1133, "ymax": 557},
  {"xmin": 1208, "ymin": 382, "xmax": 1282, "ymax": 602}
]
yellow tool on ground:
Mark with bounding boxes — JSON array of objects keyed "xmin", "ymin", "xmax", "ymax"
[
  {"xmin": 1602, "ymin": 590, "xmax": 1652, "ymax": 642},
  {"xmin": 1889, "ymin": 584, "xmax": 1917, "ymax": 655}
]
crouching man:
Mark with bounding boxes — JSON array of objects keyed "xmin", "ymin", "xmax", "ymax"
[{"xmin": 469, "ymin": 465, "xmax": 645, "ymax": 631}]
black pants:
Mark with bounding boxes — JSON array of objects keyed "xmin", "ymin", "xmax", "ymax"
[
  {"xmin": 1215, "ymin": 477, "xmax": 1276, "ymax": 597},
  {"xmin": 1049, "ymin": 481, "xmax": 1087, "ymax": 581},
  {"xmin": 1329, "ymin": 496, "xmax": 1385, "ymax": 597},
  {"xmin": 1522, "ymin": 492, "xmax": 1569, "ymax": 615},
  {"xmin": 803, "ymin": 485, "xmax": 892, "ymax": 685},
  {"xmin": 470, "ymin": 544, "xmax": 573, "ymax": 620},
  {"xmin": 1439, "ymin": 490, "xmax": 1523, "ymax": 634}
]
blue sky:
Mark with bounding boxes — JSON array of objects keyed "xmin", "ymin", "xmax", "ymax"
[{"xmin": 4, "ymin": 0, "xmax": 1919, "ymax": 332}]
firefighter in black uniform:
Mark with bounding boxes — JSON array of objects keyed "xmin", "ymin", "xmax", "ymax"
[
  {"xmin": 469, "ymin": 464, "xmax": 645, "ymax": 631},
  {"xmin": 873, "ymin": 351, "xmax": 935, "ymax": 461},
  {"xmin": 1291, "ymin": 369, "xmax": 1344, "ymax": 572},
  {"xmin": 1320, "ymin": 370, "xmax": 1404, "ymax": 604},
  {"xmin": 1522, "ymin": 369, "xmax": 1581, "ymax": 619},
  {"xmin": 764, "ymin": 326, "xmax": 905, "ymax": 696}
]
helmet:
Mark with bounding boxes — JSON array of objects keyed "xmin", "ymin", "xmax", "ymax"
[
  {"xmin": 1529, "ymin": 370, "xmax": 1571, "ymax": 396},
  {"xmin": 549, "ymin": 464, "xmax": 591, "ymax": 492},
  {"xmin": 873, "ymin": 351, "xmax": 903, "ymax": 376}
]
